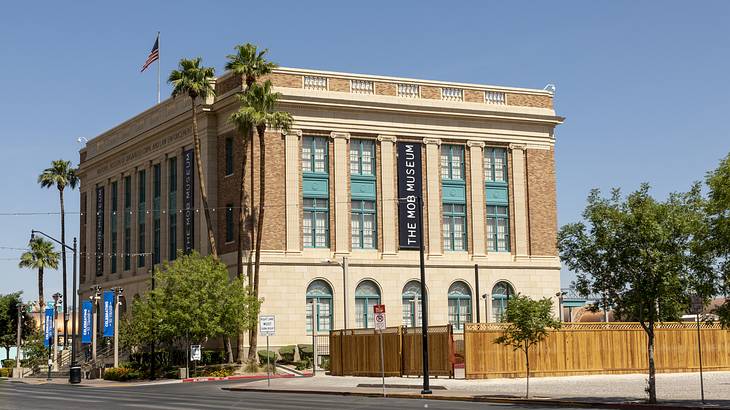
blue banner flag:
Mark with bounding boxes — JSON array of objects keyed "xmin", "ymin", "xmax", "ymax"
[
  {"xmin": 43, "ymin": 307, "xmax": 54, "ymax": 347},
  {"xmin": 103, "ymin": 290, "xmax": 115, "ymax": 337},
  {"xmin": 81, "ymin": 300, "xmax": 93, "ymax": 344}
]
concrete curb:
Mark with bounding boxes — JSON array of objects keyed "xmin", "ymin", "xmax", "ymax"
[
  {"xmin": 221, "ymin": 386, "xmax": 717, "ymax": 410},
  {"xmin": 183, "ymin": 373, "xmax": 301, "ymax": 383}
]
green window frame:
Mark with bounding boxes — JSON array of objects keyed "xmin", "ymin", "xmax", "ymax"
[
  {"xmin": 225, "ymin": 137, "xmax": 234, "ymax": 176},
  {"xmin": 123, "ymin": 175, "xmax": 132, "ymax": 271},
  {"xmin": 306, "ymin": 280, "xmax": 333, "ymax": 334},
  {"xmin": 302, "ymin": 136, "xmax": 328, "ymax": 174},
  {"xmin": 137, "ymin": 169, "xmax": 146, "ymax": 268},
  {"xmin": 110, "ymin": 181, "xmax": 118, "ymax": 274},
  {"xmin": 152, "ymin": 164, "xmax": 161, "ymax": 265},
  {"xmin": 440, "ymin": 144, "xmax": 465, "ymax": 181},
  {"xmin": 303, "ymin": 198, "xmax": 329, "ymax": 248},
  {"xmin": 349, "ymin": 139, "xmax": 375, "ymax": 176},
  {"xmin": 225, "ymin": 204, "xmax": 234, "ymax": 243},
  {"xmin": 448, "ymin": 281, "xmax": 472, "ymax": 332},
  {"xmin": 168, "ymin": 157, "xmax": 178, "ymax": 261},
  {"xmin": 491, "ymin": 282, "xmax": 514, "ymax": 322},
  {"xmin": 355, "ymin": 280, "xmax": 381, "ymax": 329},
  {"xmin": 401, "ymin": 280, "xmax": 423, "ymax": 327},
  {"xmin": 487, "ymin": 205, "xmax": 510, "ymax": 252},
  {"xmin": 351, "ymin": 200, "xmax": 376, "ymax": 249},
  {"xmin": 443, "ymin": 203, "xmax": 467, "ymax": 251},
  {"xmin": 484, "ymin": 147, "xmax": 508, "ymax": 183}
]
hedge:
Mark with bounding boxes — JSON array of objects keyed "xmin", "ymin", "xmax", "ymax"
[
  {"xmin": 103, "ymin": 367, "xmax": 141, "ymax": 381},
  {"xmin": 258, "ymin": 350, "xmax": 276, "ymax": 365},
  {"xmin": 297, "ymin": 344, "xmax": 313, "ymax": 360},
  {"xmin": 278, "ymin": 345, "xmax": 295, "ymax": 363},
  {"xmin": 1, "ymin": 359, "xmax": 16, "ymax": 368}
]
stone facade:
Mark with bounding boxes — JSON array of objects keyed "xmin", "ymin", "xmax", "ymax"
[{"xmin": 77, "ymin": 66, "xmax": 563, "ymax": 350}]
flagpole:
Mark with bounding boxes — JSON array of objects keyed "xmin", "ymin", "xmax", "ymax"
[{"xmin": 156, "ymin": 31, "xmax": 161, "ymax": 104}]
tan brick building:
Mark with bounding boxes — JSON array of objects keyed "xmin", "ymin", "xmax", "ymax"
[{"xmin": 77, "ymin": 67, "xmax": 564, "ymax": 348}]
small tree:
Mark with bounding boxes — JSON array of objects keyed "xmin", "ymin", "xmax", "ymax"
[
  {"xmin": 705, "ymin": 153, "xmax": 730, "ymax": 327},
  {"xmin": 494, "ymin": 295, "xmax": 560, "ymax": 398},
  {"xmin": 0, "ymin": 293, "xmax": 35, "ymax": 360}
]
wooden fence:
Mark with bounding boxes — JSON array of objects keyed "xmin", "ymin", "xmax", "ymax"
[
  {"xmin": 464, "ymin": 322, "xmax": 730, "ymax": 379},
  {"xmin": 330, "ymin": 325, "xmax": 454, "ymax": 377}
]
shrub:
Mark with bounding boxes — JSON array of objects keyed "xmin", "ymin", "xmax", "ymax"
[
  {"xmin": 201, "ymin": 350, "xmax": 225, "ymax": 365},
  {"xmin": 320, "ymin": 356, "xmax": 330, "ymax": 371},
  {"xmin": 278, "ymin": 345, "xmax": 295, "ymax": 363},
  {"xmin": 2, "ymin": 359, "xmax": 16, "ymax": 368},
  {"xmin": 297, "ymin": 344, "xmax": 313, "ymax": 360},
  {"xmin": 208, "ymin": 367, "xmax": 234, "ymax": 377},
  {"xmin": 103, "ymin": 367, "xmax": 140, "ymax": 381},
  {"xmin": 294, "ymin": 358, "xmax": 312, "ymax": 371},
  {"xmin": 0, "ymin": 368, "xmax": 11, "ymax": 377},
  {"xmin": 244, "ymin": 359, "xmax": 259, "ymax": 373},
  {"xmin": 257, "ymin": 350, "xmax": 276, "ymax": 365}
]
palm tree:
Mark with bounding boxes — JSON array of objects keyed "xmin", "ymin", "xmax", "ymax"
[
  {"xmin": 225, "ymin": 44, "xmax": 277, "ymax": 282},
  {"xmin": 168, "ymin": 58, "xmax": 218, "ymax": 258},
  {"xmin": 39, "ymin": 159, "xmax": 78, "ymax": 347},
  {"xmin": 234, "ymin": 80, "xmax": 292, "ymax": 360},
  {"xmin": 19, "ymin": 238, "xmax": 60, "ymax": 330},
  {"xmin": 226, "ymin": 43, "xmax": 277, "ymax": 363}
]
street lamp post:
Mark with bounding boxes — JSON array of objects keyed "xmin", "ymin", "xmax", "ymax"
[
  {"xmin": 111, "ymin": 287, "xmax": 124, "ymax": 368},
  {"xmin": 324, "ymin": 257, "xmax": 349, "ymax": 329},
  {"xmin": 89, "ymin": 286, "xmax": 101, "ymax": 364},
  {"xmin": 416, "ymin": 195, "xmax": 430, "ymax": 395},
  {"xmin": 30, "ymin": 230, "xmax": 80, "ymax": 383},
  {"xmin": 52, "ymin": 293, "xmax": 62, "ymax": 370}
]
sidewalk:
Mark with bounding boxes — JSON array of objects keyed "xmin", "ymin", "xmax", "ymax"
[{"xmin": 224, "ymin": 371, "xmax": 730, "ymax": 409}]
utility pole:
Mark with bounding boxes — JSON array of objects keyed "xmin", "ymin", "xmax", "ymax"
[
  {"xmin": 70, "ymin": 237, "xmax": 80, "ymax": 384},
  {"xmin": 150, "ymin": 252, "xmax": 156, "ymax": 380},
  {"xmin": 15, "ymin": 303, "xmax": 24, "ymax": 375}
]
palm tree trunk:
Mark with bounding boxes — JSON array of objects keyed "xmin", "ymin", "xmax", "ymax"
[
  {"xmin": 247, "ymin": 127, "xmax": 255, "ymax": 283},
  {"xmin": 248, "ymin": 126, "xmax": 267, "ymax": 361},
  {"xmin": 59, "ymin": 188, "xmax": 68, "ymax": 349},
  {"xmin": 38, "ymin": 267, "xmax": 44, "ymax": 330},
  {"xmin": 235, "ymin": 129, "xmax": 251, "ymax": 362},
  {"xmin": 190, "ymin": 98, "xmax": 218, "ymax": 258}
]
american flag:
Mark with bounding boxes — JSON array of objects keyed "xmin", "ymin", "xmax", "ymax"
[{"xmin": 140, "ymin": 36, "xmax": 159, "ymax": 73}]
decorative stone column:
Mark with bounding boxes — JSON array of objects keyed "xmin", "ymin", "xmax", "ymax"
[
  {"xmin": 285, "ymin": 130, "xmax": 302, "ymax": 253},
  {"xmin": 378, "ymin": 135, "xmax": 397, "ymax": 256},
  {"xmin": 424, "ymin": 138, "xmax": 442, "ymax": 256},
  {"xmin": 509, "ymin": 143, "xmax": 529, "ymax": 258},
  {"xmin": 331, "ymin": 132, "xmax": 351, "ymax": 255},
  {"xmin": 467, "ymin": 141, "xmax": 486, "ymax": 258}
]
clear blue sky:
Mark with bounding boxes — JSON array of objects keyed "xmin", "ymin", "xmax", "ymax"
[{"xmin": 1, "ymin": 1, "xmax": 729, "ymax": 300}]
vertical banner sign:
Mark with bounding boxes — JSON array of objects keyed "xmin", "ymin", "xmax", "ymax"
[
  {"xmin": 81, "ymin": 300, "xmax": 92, "ymax": 344},
  {"xmin": 95, "ymin": 186, "xmax": 105, "ymax": 276},
  {"xmin": 43, "ymin": 307, "xmax": 54, "ymax": 347},
  {"xmin": 183, "ymin": 149, "xmax": 195, "ymax": 254},
  {"xmin": 397, "ymin": 142, "xmax": 423, "ymax": 249},
  {"xmin": 103, "ymin": 290, "xmax": 115, "ymax": 337}
]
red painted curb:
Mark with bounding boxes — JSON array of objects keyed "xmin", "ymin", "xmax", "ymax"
[{"xmin": 183, "ymin": 373, "xmax": 297, "ymax": 383}]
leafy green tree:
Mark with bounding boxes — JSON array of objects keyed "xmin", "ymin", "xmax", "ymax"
[
  {"xmin": 494, "ymin": 295, "xmax": 560, "ymax": 398},
  {"xmin": 168, "ymin": 58, "xmax": 218, "ymax": 258},
  {"xmin": 705, "ymin": 153, "xmax": 730, "ymax": 327},
  {"xmin": 38, "ymin": 159, "xmax": 78, "ymax": 346},
  {"xmin": 18, "ymin": 238, "xmax": 60, "ymax": 326},
  {"xmin": 226, "ymin": 44, "xmax": 277, "ymax": 363},
  {"xmin": 0, "ymin": 293, "xmax": 35, "ymax": 360},
  {"xmin": 120, "ymin": 252, "xmax": 260, "ymax": 354},
  {"xmin": 559, "ymin": 184, "xmax": 711, "ymax": 403},
  {"xmin": 231, "ymin": 80, "xmax": 292, "ymax": 361}
]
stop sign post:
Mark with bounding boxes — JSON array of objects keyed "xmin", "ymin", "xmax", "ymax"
[{"xmin": 374, "ymin": 304, "xmax": 386, "ymax": 397}]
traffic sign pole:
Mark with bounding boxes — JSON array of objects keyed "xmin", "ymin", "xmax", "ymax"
[
  {"xmin": 259, "ymin": 316, "xmax": 276, "ymax": 386},
  {"xmin": 374, "ymin": 304, "xmax": 387, "ymax": 397}
]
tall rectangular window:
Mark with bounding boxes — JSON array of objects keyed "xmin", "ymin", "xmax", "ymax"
[
  {"xmin": 168, "ymin": 157, "xmax": 178, "ymax": 260},
  {"xmin": 302, "ymin": 136, "xmax": 330, "ymax": 248},
  {"xmin": 484, "ymin": 147, "xmax": 510, "ymax": 252},
  {"xmin": 225, "ymin": 137, "xmax": 234, "ymax": 176},
  {"xmin": 487, "ymin": 205, "xmax": 510, "ymax": 252},
  {"xmin": 303, "ymin": 198, "xmax": 329, "ymax": 248},
  {"xmin": 441, "ymin": 145, "xmax": 467, "ymax": 251},
  {"xmin": 225, "ymin": 204, "xmax": 234, "ymax": 243},
  {"xmin": 351, "ymin": 200, "xmax": 376, "ymax": 249},
  {"xmin": 123, "ymin": 176, "xmax": 131, "ymax": 271},
  {"xmin": 137, "ymin": 169, "xmax": 146, "ymax": 268},
  {"xmin": 350, "ymin": 139, "xmax": 377, "ymax": 249},
  {"xmin": 152, "ymin": 164, "xmax": 161, "ymax": 265},
  {"xmin": 110, "ymin": 181, "xmax": 118, "ymax": 274}
]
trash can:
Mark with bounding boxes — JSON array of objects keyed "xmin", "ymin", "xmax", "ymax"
[{"xmin": 69, "ymin": 366, "xmax": 82, "ymax": 384}]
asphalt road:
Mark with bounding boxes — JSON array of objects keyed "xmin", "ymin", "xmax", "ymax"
[{"xmin": 0, "ymin": 379, "xmax": 592, "ymax": 410}]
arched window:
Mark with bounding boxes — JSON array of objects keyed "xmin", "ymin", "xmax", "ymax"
[
  {"xmin": 492, "ymin": 282, "xmax": 514, "ymax": 322},
  {"xmin": 402, "ymin": 280, "xmax": 424, "ymax": 327},
  {"xmin": 448, "ymin": 281, "xmax": 472, "ymax": 331},
  {"xmin": 355, "ymin": 280, "xmax": 381, "ymax": 328},
  {"xmin": 306, "ymin": 280, "xmax": 333, "ymax": 334}
]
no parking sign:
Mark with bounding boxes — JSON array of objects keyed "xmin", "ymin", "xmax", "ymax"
[{"xmin": 374, "ymin": 304, "xmax": 386, "ymax": 331}]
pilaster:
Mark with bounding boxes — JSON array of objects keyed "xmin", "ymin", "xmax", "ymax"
[
  {"xmin": 467, "ymin": 141, "xmax": 486, "ymax": 258},
  {"xmin": 285, "ymin": 130, "xmax": 302, "ymax": 253},
  {"xmin": 378, "ymin": 135, "xmax": 397, "ymax": 256},
  {"xmin": 509, "ymin": 143, "xmax": 529, "ymax": 258},
  {"xmin": 424, "ymin": 138, "xmax": 442, "ymax": 256},
  {"xmin": 331, "ymin": 132, "xmax": 351, "ymax": 255}
]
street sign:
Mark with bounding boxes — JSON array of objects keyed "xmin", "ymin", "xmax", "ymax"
[
  {"xmin": 374, "ymin": 304, "xmax": 386, "ymax": 331},
  {"xmin": 190, "ymin": 345, "xmax": 201, "ymax": 361},
  {"xmin": 690, "ymin": 295, "xmax": 704, "ymax": 315},
  {"xmin": 260, "ymin": 315, "xmax": 275, "ymax": 337}
]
